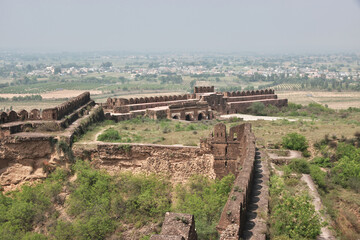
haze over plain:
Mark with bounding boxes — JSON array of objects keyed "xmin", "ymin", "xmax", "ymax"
[{"xmin": 0, "ymin": 0, "xmax": 360, "ymax": 53}]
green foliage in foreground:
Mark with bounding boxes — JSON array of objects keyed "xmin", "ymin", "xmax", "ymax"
[
  {"xmin": 270, "ymin": 175, "xmax": 321, "ymax": 240},
  {"xmin": 0, "ymin": 161, "xmax": 233, "ymax": 239},
  {"xmin": 0, "ymin": 169, "xmax": 68, "ymax": 240},
  {"xmin": 62, "ymin": 161, "xmax": 172, "ymax": 239},
  {"xmin": 332, "ymin": 143, "xmax": 360, "ymax": 189},
  {"xmin": 173, "ymin": 174, "xmax": 235, "ymax": 240},
  {"xmin": 282, "ymin": 132, "xmax": 309, "ymax": 152}
]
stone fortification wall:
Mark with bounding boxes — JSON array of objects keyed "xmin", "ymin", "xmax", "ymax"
[
  {"xmin": 223, "ymin": 89, "xmax": 274, "ymax": 97},
  {"xmin": 73, "ymin": 143, "xmax": 216, "ymax": 183},
  {"xmin": 225, "ymin": 94, "xmax": 277, "ymax": 103},
  {"xmin": 42, "ymin": 92, "xmax": 90, "ymax": 120},
  {"xmin": 226, "ymin": 98, "xmax": 288, "ymax": 114},
  {"xmin": 0, "ymin": 109, "xmax": 39, "ymax": 124},
  {"xmin": 119, "ymin": 99, "xmax": 199, "ymax": 113},
  {"xmin": 216, "ymin": 123, "xmax": 257, "ymax": 238},
  {"xmin": 0, "ymin": 100, "xmax": 95, "ymax": 139},
  {"xmin": 107, "ymin": 94, "xmax": 196, "ymax": 109},
  {"xmin": 0, "ymin": 135, "xmax": 56, "ymax": 191},
  {"xmin": 0, "ymin": 92, "xmax": 91, "ymax": 124},
  {"xmin": 194, "ymin": 86, "xmax": 215, "ymax": 93},
  {"xmin": 151, "ymin": 212, "xmax": 198, "ymax": 240},
  {"xmin": 202, "ymin": 123, "xmax": 251, "ymax": 179}
]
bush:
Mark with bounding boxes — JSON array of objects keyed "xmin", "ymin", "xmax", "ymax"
[
  {"xmin": 309, "ymin": 165, "xmax": 328, "ymax": 191},
  {"xmin": 332, "ymin": 143, "xmax": 360, "ymax": 189},
  {"xmin": 288, "ymin": 159, "xmax": 310, "ymax": 174},
  {"xmin": 247, "ymin": 102, "xmax": 266, "ymax": 115},
  {"xmin": 312, "ymin": 157, "xmax": 331, "ymax": 168},
  {"xmin": 282, "ymin": 133, "xmax": 308, "ymax": 152},
  {"xmin": 97, "ymin": 128, "xmax": 121, "ymax": 142},
  {"xmin": 67, "ymin": 161, "xmax": 172, "ymax": 237},
  {"xmin": 173, "ymin": 174, "xmax": 235, "ymax": 240},
  {"xmin": 270, "ymin": 175, "xmax": 321, "ymax": 239},
  {"xmin": 271, "ymin": 194, "xmax": 321, "ymax": 239}
]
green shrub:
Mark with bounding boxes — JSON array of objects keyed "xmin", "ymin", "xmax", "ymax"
[
  {"xmin": 312, "ymin": 157, "xmax": 331, "ymax": 168},
  {"xmin": 309, "ymin": 165, "xmax": 328, "ymax": 191},
  {"xmin": 288, "ymin": 159, "xmax": 310, "ymax": 174},
  {"xmin": 67, "ymin": 161, "xmax": 172, "ymax": 237},
  {"xmin": 247, "ymin": 102, "xmax": 266, "ymax": 115},
  {"xmin": 97, "ymin": 128, "xmax": 121, "ymax": 142},
  {"xmin": 173, "ymin": 174, "xmax": 235, "ymax": 240},
  {"xmin": 332, "ymin": 144, "xmax": 360, "ymax": 189},
  {"xmin": 270, "ymin": 175, "xmax": 321, "ymax": 239},
  {"xmin": 282, "ymin": 133, "xmax": 308, "ymax": 152}
]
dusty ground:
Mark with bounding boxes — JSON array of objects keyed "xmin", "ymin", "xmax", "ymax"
[
  {"xmin": 220, "ymin": 113, "xmax": 298, "ymax": 121},
  {"xmin": 301, "ymin": 174, "xmax": 336, "ymax": 240},
  {"xmin": 277, "ymin": 91, "xmax": 360, "ymax": 109}
]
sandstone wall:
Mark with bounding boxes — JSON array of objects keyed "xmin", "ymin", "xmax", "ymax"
[
  {"xmin": 151, "ymin": 212, "xmax": 198, "ymax": 240},
  {"xmin": 107, "ymin": 94, "xmax": 196, "ymax": 109},
  {"xmin": 0, "ymin": 135, "xmax": 56, "ymax": 191},
  {"xmin": 43, "ymin": 92, "xmax": 90, "ymax": 120},
  {"xmin": 225, "ymin": 94, "xmax": 277, "ymax": 103},
  {"xmin": 73, "ymin": 143, "xmax": 216, "ymax": 183},
  {"xmin": 216, "ymin": 123, "xmax": 257, "ymax": 238},
  {"xmin": 226, "ymin": 98, "xmax": 288, "ymax": 114}
]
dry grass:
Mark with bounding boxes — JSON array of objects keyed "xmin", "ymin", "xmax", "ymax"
[{"xmin": 278, "ymin": 91, "xmax": 360, "ymax": 109}]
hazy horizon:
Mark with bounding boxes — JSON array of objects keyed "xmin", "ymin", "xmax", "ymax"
[{"xmin": 1, "ymin": 0, "xmax": 360, "ymax": 54}]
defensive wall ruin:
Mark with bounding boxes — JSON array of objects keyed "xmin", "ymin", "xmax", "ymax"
[
  {"xmin": 0, "ymin": 92, "xmax": 95, "ymax": 139},
  {"xmin": 0, "ymin": 92, "xmax": 91, "ymax": 124},
  {"xmin": 0, "ymin": 89, "xmax": 269, "ymax": 239},
  {"xmin": 72, "ymin": 122, "xmax": 259, "ymax": 239},
  {"xmin": 104, "ymin": 86, "xmax": 287, "ymax": 122}
]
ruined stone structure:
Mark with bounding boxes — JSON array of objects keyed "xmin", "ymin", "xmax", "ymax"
[
  {"xmin": 0, "ymin": 92, "xmax": 91, "ymax": 124},
  {"xmin": 104, "ymin": 86, "xmax": 287, "ymax": 122},
  {"xmin": 42, "ymin": 92, "xmax": 90, "ymax": 120},
  {"xmin": 201, "ymin": 123, "xmax": 251, "ymax": 179},
  {"xmin": 149, "ymin": 123, "xmax": 258, "ymax": 239},
  {"xmin": 0, "ymin": 92, "xmax": 94, "ymax": 139},
  {"xmin": 151, "ymin": 212, "xmax": 198, "ymax": 240}
]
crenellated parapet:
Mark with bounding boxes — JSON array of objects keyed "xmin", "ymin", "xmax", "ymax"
[{"xmin": 42, "ymin": 92, "xmax": 90, "ymax": 120}]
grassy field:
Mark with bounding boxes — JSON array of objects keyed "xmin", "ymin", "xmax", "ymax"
[
  {"xmin": 77, "ymin": 109, "xmax": 360, "ymax": 150},
  {"xmin": 278, "ymin": 91, "xmax": 360, "ymax": 109}
]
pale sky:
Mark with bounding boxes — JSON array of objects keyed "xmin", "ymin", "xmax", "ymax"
[{"xmin": 0, "ymin": 0, "xmax": 359, "ymax": 53}]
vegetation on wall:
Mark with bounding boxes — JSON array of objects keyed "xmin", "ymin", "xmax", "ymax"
[{"xmin": 0, "ymin": 160, "xmax": 234, "ymax": 239}]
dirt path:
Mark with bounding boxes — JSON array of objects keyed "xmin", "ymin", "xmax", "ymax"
[
  {"xmin": 268, "ymin": 149, "xmax": 336, "ymax": 239},
  {"xmin": 267, "ymin": 150, "xmax": 302, "ymax": 160},
  {"xmin": 301, "ymin": 174, "xmax": 336, "ymax": 240},
  {"xmin": 220, "ymin": 113, "xmax": 299, "ymax": 122}
]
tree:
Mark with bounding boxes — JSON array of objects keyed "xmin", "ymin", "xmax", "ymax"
[
  {"xmin": 282, "ymin": 133, "xmax": 308, "ymax": 152},
  {"xmin": 100, "ymin": 62, "xmax": 112, "ymax": 68}
]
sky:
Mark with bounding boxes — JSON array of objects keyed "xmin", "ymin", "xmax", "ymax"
[{"xmin": 0, "ymin": 0, "xmax": 360, "ymax": 54}]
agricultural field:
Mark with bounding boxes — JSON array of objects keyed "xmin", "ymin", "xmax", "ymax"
[{"xmin": 277, "ymin": 91, "xmax": 360, "ymax": 109}]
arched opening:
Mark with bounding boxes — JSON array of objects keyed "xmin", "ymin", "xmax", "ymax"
[
  {"xmin": 233, "ymin": 133, "xmax": 237, "ymax": 141},
  {"xmin": 198, "ymin": 113, "xmax": 203, "ymax": 121},
  {"xmin": 185, "ymin": 114, "xmax": 192, "ymax": 121},
  {"xmin": 172, "ymin": 115, "xmax": 179, "ymax": 119},
  {"xmin": 225, "ymin": 161, "xmax": 228, "ymax": 167}
]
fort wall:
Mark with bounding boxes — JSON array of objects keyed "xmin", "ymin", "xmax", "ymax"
[
  {"xmin": 73, "ymin": 143, "xmax": 216, "ymax": 183},
  {"xmin": 225, "ymin": 98, "xmax": 288, "ymax": 114},
  {"xmin": 151, "ymin": 212, "xmax": 198, "ymax": 240},
  {"xmin": 0, "ymin": 92, "xmax": 91, "ymax": 125},
  {"xmin": 216, "ymin": 123, "xmax": 257, "ymax": 238}
]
